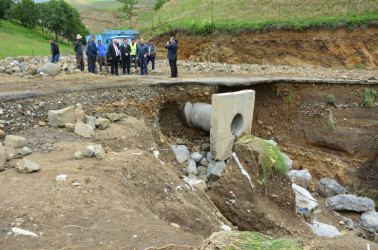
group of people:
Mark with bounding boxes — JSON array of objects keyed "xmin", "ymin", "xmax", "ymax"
[{"xmin": 48, "ymin": 34, "xmax": 178, "ymax": 78}]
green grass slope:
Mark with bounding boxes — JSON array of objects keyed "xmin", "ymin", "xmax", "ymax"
[
  {"xmin": 0, "ymin": 21, "xmax": 73, "ymax": 59},
  {"xmin": 144, "ymin": 0, "xmax": 378, "ymax": 33}
]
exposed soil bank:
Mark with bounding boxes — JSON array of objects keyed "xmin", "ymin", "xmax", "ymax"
[{"xmin": 154, "ymin": 27, "xmax": 378, "ymax": 69}]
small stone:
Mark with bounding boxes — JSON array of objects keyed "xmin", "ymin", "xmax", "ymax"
[
  {"xmin": 4, "ymin": 135, "xmax": 27, "ymax": 148},
  {"xmin": 20, "ymin": 147, "xmax": 32, "ymax": 156},
  {"xmin": 105, "ymin": 113, "xmax": 120, "ymax": 122},
  {"xmin": 170, "ymin": 223, "xmax": 180, "ymax": 228},
  {"xmin": 74, "ymin": 122, "xmax": 95, "ymax": 138},
  {"xmin": 94, "ymin": 144, "xmax": 106, "ymax": 160},
  {"xmin": 292, "ymin": 183, "xmax": 318, "ymax": 211},
  {"xmin": 85, "ymin": 146, "xmax": 95, "ymax": 157},
  {"xmin": 74, "ymin": 151, "xmax": 84, "ymax": 159},
  {"xmin": 198, "ymin": 166, "xmax": 207, "ymax": 175},
  {"xmin": 186, "ymin": 159, "xmax": 197, "ymax": 175},
  {"xmin": 216, "ymin": 212, "xmax": 222, "ymax": 218},
  {"xmin": 65, "ymin": 123, "xmax": 75, "ymax": 132},
  {"xmin": 74, "ymin": 106, "xmax": 85, "ymax": 122},
  {"xmin": 308, "ymin": 221, "xmax": 342, "ymax": 238},
  {"xmin": 200, "ymin": 157, "xmax": 209, "ymax": 167},
  {"xmin": 176, "ymin": 138, "xmax": 183, "ymax": 145},
  {"xmin": 16, "ymin": 159, "xmax": 40, "ymax": 174},
  {"xmin": 288, "ymin": 170, "xmax": 311, "ymax": 189},
  {"xmin": 56, "ymin": 174, "xmax": 67, "ymax": 182},
  {"xmin": 191, "ymin": 152, "xmax": 203, "ymax": 162},
  {"xmin": 0, "ymin": 143, "xmax": 6, "ymax": 171},
  {"xmin": 359, "ymin": 210, "xmax": 378, "ymax": 233},
  {"xmin": 95, "ymin": 118, "xmax": 110, "ymax": 130},
  {"xmin": 27, "ymin": 216, "xmax": 34, "ymax": 223},
  {"xmin": 85, "ymin": 115, "xmax": 96, "ymax": 129},
  {"xmin": 170, "ymin": 145, "xmax": 189, "ymax": 164},
  {"xmin": 207, "ymin": 161, "xmax": 227, "ymax": 180},
  {"xmin": 0, "ymin": 129, "xmax": 5, "ymax": 138}
]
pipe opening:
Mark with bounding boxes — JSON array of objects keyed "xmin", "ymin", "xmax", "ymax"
[{"xmin": 231, "ymin": 113, "xmax": 244, "ymax": 136}]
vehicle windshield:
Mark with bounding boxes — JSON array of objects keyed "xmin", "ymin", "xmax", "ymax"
[{"xmin": 113, "ymin": 37, "xmax": 132, "ymax": 45}]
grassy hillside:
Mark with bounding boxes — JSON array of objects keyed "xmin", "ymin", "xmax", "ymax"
[
  {"xmin": 0, "ymin": 21, "xmax": 74, "ymax": 59},
  {"xmin": 143, "ymin": 0, "xmax": 378, "ymax": 33}
]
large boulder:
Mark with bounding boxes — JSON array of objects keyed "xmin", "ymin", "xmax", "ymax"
[
  {"xmin": 317, "ymin": 178, "xmax": 347, "ymax": 197},
  {"xmin": 170, "ymin": 145, "xmax": 189, "ymax": 164},
  {"xmin": 325, "ymin": 194, "xmax": 375, "ymax": 212},
  {"xmin": 288, "ymin": 170, "xmax": 311, "ymax": 189},
  {"xmin": 0, "ymin": 143, "xmax": 6, "ymax": 171},
  {"xmin": 292, "ymin": 183, "xmax": 318, "ymax": 211},
  {"xmin": 307, "ymin": 221, "xmax": 343, "ymax": 238},
  {"xmin": 16, "ymin": 159, "xmax": 40, "ymax": 174},
  {"xmin": 359, "ymin": 210, "xmax": 378, "ymax": 233},
  {"xmin": 48, "ymin": 106, "xmax": 75, "ymax": 127},
  {"xmin": 4, "ymin": 135, "xmax": 27, "ymax": 148},
  {"xmin": 37, "ymin": 63, "xmax": 61, "ymax": 76}
]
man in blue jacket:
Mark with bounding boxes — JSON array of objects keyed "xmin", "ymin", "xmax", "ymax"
[
  {"xmin": 87, "ymin": 35, "xmax": 98, "ymax": 74},
  {"xmin": 165, "ymin": 37, "xmax": 178, "ymax": 78},
  {"xmin": 49, "ymin": 38, "xmax": 60, "ymax": 63},
  {"xmin": 136, "ymin": 39, "xmax": 149, "ymax": 75}
]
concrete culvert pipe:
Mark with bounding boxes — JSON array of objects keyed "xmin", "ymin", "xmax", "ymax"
[{"xmin": 182, "ymin": 102, "xmax": 212, "ymax": 132}]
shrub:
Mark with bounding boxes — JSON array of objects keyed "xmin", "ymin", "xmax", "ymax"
[
  {"xmin": 363, "ymin": 87, "xmax": 377, "ymax": 107},
  {"xmin": 327, "ymin": 94, "xmax": 335, "ymax": 104}
]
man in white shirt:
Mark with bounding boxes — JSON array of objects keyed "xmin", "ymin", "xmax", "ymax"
[{"xmin": 108, "ymin": 39, "xmax": 120, "ymax": 75}]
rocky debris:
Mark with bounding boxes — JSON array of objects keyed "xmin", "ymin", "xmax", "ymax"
[
  {"xmin": 85, "ymin": 115, "xmax": 96, "ymax": 129},
  {"xmin": 11, "ymin": 227, "xmax": 38, "ymax": 237},
  {"xmin": 191, "ymin": 152, "xmax": 203, "ymax": 162},
  {"xmin": 325, "ymin": 194, "xmax": 375, "ymax": 212},
  {"xmin": 48, "ymin": 106, "xmax": 75, "ymax": 127},
  {"xmin": 16, "ymin": 159, "xmax": 40, "ymax": 174},
  {"xmin": 0, "ymin": 129, "xmax": 5, "ymax": 138},
  {"xmin": 95, "ymin": 118, "xmax": 110, "ymax": 130},
  {"xmin": 20, "ymin": 147, "xmax": 32, "ymax": 156},
  {"xmin": 292, "ymin": 183, "xmax": 318, "ymax": 211},
  {"xmin": 207, "ymin": 161, "xmax": 227, "ymax": 180},
  {"xmin": 183, "ymin": 176, "xmax": 206, "ymax": 190},
  {"xmin": 85, "ymin": 145, "xmax": 95, "ymax": 157},
  {"xmin": 200, "ymin": 157, "xmax": 209, "ymax": 167},
  {"xmin": 65, "ymin": 123, "xmax": 75, "ymax": 132},
  {"xmin": 186, "ymin": 159, "xmax": 198, "ymax": 175},
  {"xmin": 359, "ymin": 210, "xmax": 378, "ymax": 233},
  {"xmin": 307, "ymin": 220, "xmax": 343, "ymax": 238},
  {"xmin": 94, "ymin": 144, "xmax": 106, "ymax": 159},
  {"xmin": 74, "ymin": 151, "xmax": 84, "ymax": 159},
  {"xmin": 74, "ymin": 122, "xmax": 95, "ymax": 138},
  {"xmin": 202, "ymin": 143, "xmax": 211, "ymax": 151},
  {"xmin": 171, "ymin": 145, "xmax": 190, "ymax": 164},
  {"xmin": 317, "ymin": 178, "xmax": 347, "ymax": 197},
  {"xmin": 288, "ymin": 170, "xmax": 311, "ymax": 189},
  {"xmin": 105, "ymin": 113, "xmax": 120, "ymax": 122},
  {"xmin": 56, "ymin": 174, "xmax": 67, "ymax": 182},
  {"xmin": 37, "ymin": 63, "xmax": 61, "ymax": 76},
  {"xmin": 74, "ymin": 106, "xmax": 85, "ymax": 122},
  {"xmin": 0, "ymin": 143, "xmax": 6, "ymax": 171},
  {"xmin": 4, "ymin": 135, "xmax": 27, "ymax": 148}
]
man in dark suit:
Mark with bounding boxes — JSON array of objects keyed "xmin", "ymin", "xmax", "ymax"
[
  {"xmin": 120, "ymin": 39, "xmax": 131, "ymax": 75},
  {"xmin": 108, "ymin": 39, "xmax": 120, "ymax": 75},
  {"xmin": 165, "ymin": 37, "xmax": 178, "ymax": 78}
]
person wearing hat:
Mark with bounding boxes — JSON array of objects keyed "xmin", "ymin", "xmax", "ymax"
[
  {"xmin": 147, "ymin": 39, "xmax": 156, "ymax": 71},
  {"xmin": 74, "ymin": 34, "xmax": 84, "ymax": 71}
]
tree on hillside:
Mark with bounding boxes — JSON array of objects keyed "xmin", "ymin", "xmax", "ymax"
[
  {"xmin": 117, "ymin": 0, "xmax": 138, "ymax": 28},
  {"xmin": 0, "ymin": 0, "xmax": 13, "ymax": 21},
  {"xmin": 13, "ymin": 0, "xmax": 39, "ymax": 32}
]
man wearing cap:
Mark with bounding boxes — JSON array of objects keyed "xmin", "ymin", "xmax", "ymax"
[
  {"xmin": 136, "ymin": 39, "xmax": 149, "ymax": 75},
  {"xmin": 49, "ymin": 38, "xmax": 60, "ymax": 63},
  {"xmin": 147, "ymin": 39, "xmax": 156, "ymax": 71},
  {"xmin": 74, "ymin": 34, "xmax": 84, "ymax": 71},
  {"xmin": 130, "ymin": 38, "xmax": 137, "ymax": 69}
]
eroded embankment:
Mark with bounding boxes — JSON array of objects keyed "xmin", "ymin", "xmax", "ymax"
[{"xmin": 154, "ymin": 27, "xmax": 378, "ymax": 69}]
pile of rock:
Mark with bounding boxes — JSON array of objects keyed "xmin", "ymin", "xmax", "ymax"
[
  {"xmin": 171, "ymin": 141, "xmax": 230, "ymax": 190},
  {"xmin": 48, "ymin": 105, "xmax": 122, "ymax": 138},
  {"xmin": 74, "ymin": 144, "xmax": 106, "ymax": 160},
  {"xmin": 0, "ymin": 134, "xmax": 40, "ymax": 174}
]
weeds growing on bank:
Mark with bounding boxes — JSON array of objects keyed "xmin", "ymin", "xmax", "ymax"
[
  {"xmin": 222, "ymin": 231, "xmax": 302, "ymax": 249},
  {"xmin": 363, "ymin": 87, "xmax": 377, "ymax": 107}
]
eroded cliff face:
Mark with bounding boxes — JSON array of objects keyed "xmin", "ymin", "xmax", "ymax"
[{"xmin": 155, "ymin": 27, "xmax": 378, "ymax": 69}]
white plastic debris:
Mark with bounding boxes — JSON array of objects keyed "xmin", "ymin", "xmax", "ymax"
[
  {"xmin": 11, "ymin": 227, "xmax": 38, "ymax": 237},
  {"xmin": 232, "ymin": 152, "xmax": 255, "ymax": 193},
  {"xmin": 55, "ymin": 174, "xmax": 67, "ymax": 182},
  {"xmin": 220, "ymin": 225, "xmax": 232, "ymax": 231},
  {"xmin": 153, "ymin": 150, "xmax": 160, "ymax": 158},
  {"xmin": 132, "ymin": 152, "xmax": 143, "ymax": 155}
]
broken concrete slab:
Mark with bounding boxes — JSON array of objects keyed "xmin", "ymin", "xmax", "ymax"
[
  {"xmin": 48, "ymin": 106, "xmax": 75, "ymax": 127},
  {"xmin": 207, "ymin": 161, "xmax": 227, "ymax": 180},
  {"xmin": 74, "ymin": 122, "xmax": 95, "ymax": 138},
  {"xmin": 210, "ymin": 90, "xmax": 255, "ymax": 161}
]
